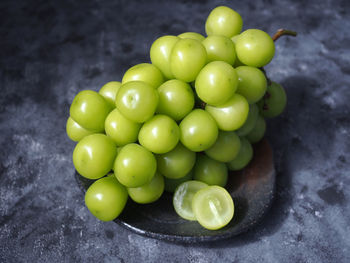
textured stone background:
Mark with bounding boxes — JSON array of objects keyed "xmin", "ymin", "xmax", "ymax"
[{"xmin": 1, "ymin": 0, "xmax": 349, "ymax": 262}]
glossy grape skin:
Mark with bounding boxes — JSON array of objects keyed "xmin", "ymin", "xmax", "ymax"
[
  {"xmin": 195, "ymin": 61, "xmax": 238, "ymax": 106},
  {"xmin": 257, "ymin": 81, "xmax": 287, "ymax": 118},
  {"xmin": 104, "ymin": 108, "xmax": 141, "ymax": 146},
  {"xmin": 227, "ymin": 137, "xmax": 253, "ymax": 171},
  {"xmin": 70, "ymin": 90, "xmax": 112, "ymax": 132},
  {"xmin": 236, "ymin": 104, "xmax": 259, "ymax": 136},
  {"xmin": 156, "ymin": 143, "xmax": 196, "ymax": 179},
  {"xmin": 173, "ymin": 180, "xmax": 208, "ymax": 221},
  {"xmin": 114, "ymin": 143, "xmax": 157, "ymax": 188},
  {"xmin": 73, "ymin": 134, "xmax": 117, "ymax": 179},
  {"xmin": 115, "ymin": 81, "xmax": 159, "ymax": 123},
  {"xmin": 235, "ymin": 29, "xmax": 275, "ymax": 67},
  {"xmin": 85, "ymin": 176, "xmax": 128, "ymax": 221},
  {"xmin": 164, "ymin": 171, "xmax": 193, "ymax": 193},
  {"xmin": 156, "ymin": 79, "xmax": 195, "ymax": 121},
  {"xmin": 192, "ymin": 185, "xmax": 234, "ymax": 230},
  {"xmin": 193, "ymin": 154, "xmax": 228, "ymax": 187},
  {"xmin": 127, "ymin": 172, "xmax": 164, "ymax": 204},
  {"xmin": 99, "ymin": 81, "xmax": 121, "ymax": 108},
  {"xmin": 205, "ymin": 6, "xmax": 243, "ymax": 38},
  {"xmin": 66, "ymin": 117, "xmax": 94, "ymax": 142},
  {"xmin": 231, "ymin": 35, "xmax": 245, "ymax": 67},
  {"xmin": 205, "ymin": 94, "xmax": 249, "ymax": 131},
  {"xmin": 138, "ymin": 115, "xmax": 180, "ymax": 154},
  {"xmin": 179, "ymin": 109, "xmax": 218, "ymax": 152},
  {"xmin": 202, "ymin": 35, "xmax": 236, "ymax": 64},
  {"xmin": 150, "ymin": 35, "xmax": 179, "ymax": 79},
  {"xmin": 122, "ymin": 63, "xmax": 164, "ymax": 88},
  {"xmin": 178, "ymin": 32, "xmax": 205, "ymax": 42},
  {"xmin": 205, "ymin": 131, "xmax": 241, "ymax": 162},
  {"xmin": 170, "ymin": 38, "xmax": 207, "ymax": 82},
  {"xmin": 246, "ymin": 115, "xmax": 266, "ymax": 143},
  {"xmin": 235, "ymin": 66, "xmax": 267, "ymax": 104}
]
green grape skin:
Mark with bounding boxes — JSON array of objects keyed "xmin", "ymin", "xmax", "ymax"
[
  {"xmin": 104, "ymin": 108, "xmax": 141, "ymax": 146},
  {"xmin": 246, "ymin": 115, "xmax": 266, "ymax": 144},
  {"xmin": 178, "ymin": 32, "xmax": 205, "ymax": 42},
  {"xmin": 235, "ymin": 66, "xmax": 267, "ymax": 104},
  {"xmin": 202, "ymin": 35, "xmax": 236, "ymax": 65},
  {"xmin": 115, "ymin": 81, "xmax": 159, "ymax": 123},
  {"xmin": 70, "ymin": 90, "xmax": 112, "ymax": 132},
  {"xmin": 84, "ymin": 176, "xmax": 128, "ymax": 222},
  {"xmin": 73, "ymin": 134, "xmax": 118, "ymax": 179},
  {"xmin": 231, "ymin": 35, "xmax": 245, "ymax": 67},
  {"xmin": 173, "ymin": 180, "xmax": 208, "ymax": 221},
  {"xmin": 192, "ymin": 185, "xmax": 234, "ymax": 230},
  {"xmin": 99, "ymin": 81, "xmax": 122, "ymax": 108},
  {"xmin": 150, "ymin": 35, "xmax": 180, "ymax": 79},
  {"xmin": 227, "ymin": 137, "xmax": 253, "ymax": 171},
  {"xmin": 66, "ymin": 117, "xmax": 95, "ymax": 142},
  {"xmin": 114, "ymin": 143, "xmax": 157, "ymax": 188},
  {"xmin": 138, "ymin": 114, "xmax": 180, "ymax": 154},
  {"xmin": 179, "ymin": 109, "xmax": 218, "ymax": 152},
  {"xmin": 195, "ymin": 61, "xmax": 238, "ymax": 106},
  {"xmin": 193, "ymin": 154, "xmax": 228, "ymax": 187},
  {"xmin": 236, "ymin": 104, "xmax": 259, "ymax": 136},
  {"xmin": 164, "ymin": 171, "xmax": 193, "ymax": 193},
  {"xmin": 257, "ymin": 81, "xmax": 287, "ymax": 118},
  {"xmin": 235, "ymin": 29, "xmax": 275, "ymax": 67},
  {"xmin": 170, "ymin": 38, "xmax": 207, "ymax": 82},
  {"xmin": 156, "ymin": 79, "xmax": 195, "ymax": 121},
  {"xmin": 205, "ymin": 94, "xmax": 249, "ymax": 131},
  {"xmin": 127, "ymin": 172, "xmax": 164, "ymax": 204},
  {"xmin": 156, "ymin": 143, "xmax": 196, "ymax": 179},
  {"xmin": 205, "ymin": 131, "xmax": 241, "ymax": 162},
  {"xmin": 205, "ymin": 6, "xmax": 243, "ymax": 38},
  {"xmin": 122, "ymin": 63, "xmax": 164, "ymax": 88}
]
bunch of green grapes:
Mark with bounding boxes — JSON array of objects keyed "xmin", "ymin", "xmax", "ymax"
[{"xmin": 66, "ymin": 6, "xmax": 288, "ymax": 230}]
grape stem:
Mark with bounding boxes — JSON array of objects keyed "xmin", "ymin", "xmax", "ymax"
[{"xmin": 272, "ymin": 29, "xmax": 297, "ymax": 41}]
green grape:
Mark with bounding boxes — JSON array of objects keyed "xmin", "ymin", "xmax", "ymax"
[
  {"xmin": 115, "ymin": 81, "xmax": 159, "ymax": 123},
  {"xmin": 205, "ymin": 6, "xmax": 243, "ymax": 38},
  {"xmin": 150, "ymin": 35, "xmax": 180, "ymax": 79},
  {"xmin": 99, "ymin": 81, "xmax": 121, "ymax": 108},
  {"xmin": 70, "ymin": 90, "xmax": 112, "ymax": 132},
  {"xmin": 235, "ymin": 29, "xmax": 275, "ymax": 67},
  {"xmin": 156, "ymin": 79, "xmax": 195, "ymax": 121},
  {"xmin": 173, "ymin": 180, "xmax": 208, "ymax": 221},
  {"xmin": 170, "ymin": 38, "xmax": 207, "ymax": 82},
  {"xmin": 205, "ymin": 131, "xmax": 241, "ymax": 162},
  {"xmin": 227, "ymin": 137, "xmax": 253, "ymax": 171},
  {"xmin": 122, "ymin": 63, "xmax": 164, "ymax": 88},
  {"xmin": 257, "ymin": 81, "xmax": 287, "ymax": 118},
  {"xmin": 235, "ymin": 66, "xmax": 267, "ymax": 104},
  {"xmin": 85, "ymin": 176, "xmax": 128, "ymax": 221},
  {"xmin": 73, "ymin": 134, "xmax": 117, "ymax": 179},
  {"xmin": 236, "ymin": 104, "xmax": 259, "ymax": 136},
  {"xmin": 193, "ymin": 154, "xmax": 228, "ymax": 187},
  {"xmin": 104, "ymin": 108, "xmax": 141, "ymax": 146},
  {"xmin": 127, "ymin": 172, "xmax": 164, "ymax": 204},
  {"xmin": 66, "ymin": 117, "xmax": 94, "ymax": 142},
  {"xmin": 231, "ymin": 35, "xmax": 245, "ymax": 67},
  {"xmin": 195, "ymin": 61, "xmax": 238, "ymax": 106},
  {"xmin": 178, "ymin": 32, "xmax": 205, "ymax": 42},
  {"xmin": 205, "ymin": 94, "xmax": 249, "ymax": 131},
  {"xmin": 156, "ymin": 143, "xmax": 196, "ymax": 179},
  {"xmin": 138, "ymin": 114, "xmax": 180, "ymax": 154},
  {"xmin": 179, "ymin": 109, "xmax": 218, "ymax": 152},
  {"xmin": 246, "ymin": 115, "xmax": 266, "ymax": 143},
  {"xmin": 164, "ymin": 171, "xmax": 193, "ymax": 193},
  {"xmin": 114, "ymin": 143, "xmax": 156, "ymax": 188},
  {"xmin": 192, "ymin": 185, "xmax": 234, "ymax": 230},
  {"xmin": 202, "ymin": 35, "xmax": 236, "ymax": 64}
]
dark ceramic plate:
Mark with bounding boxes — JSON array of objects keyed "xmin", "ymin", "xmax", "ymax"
[{"xmin": 75, "ymin": 139, "xmax": 275, "ymax": 243}]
